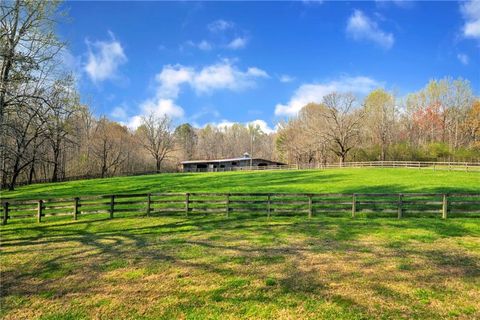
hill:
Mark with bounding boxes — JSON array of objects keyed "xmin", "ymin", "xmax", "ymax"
[{"xmin": 3, "ymin": 168, "xmax": 479, "ymax": 200}]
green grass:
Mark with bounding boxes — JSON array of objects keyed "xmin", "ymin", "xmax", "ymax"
[
  {"xmin": 1, "ymin": 214, "xmax": 479, "ymax": 319},
  {"xmin": 2, "ymin": 168, "xmax": 480, "ymax": 200},
  {"xmin": 1, "ymin": 168, "xmax": 479, "ymax": 319}
]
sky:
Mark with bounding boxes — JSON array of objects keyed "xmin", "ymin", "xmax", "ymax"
[{"xmin": 59, "ymin": 0, "xmax": 480, "ymax": 133}]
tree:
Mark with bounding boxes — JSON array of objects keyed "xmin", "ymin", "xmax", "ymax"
[
  {"xmin": 364, "ymin": 89, "xmax": 396, "ymax": 161},
  {"xmin": 0, "ymin": 0, "xmax": 64, "ymax": 189},
  {"xmin": 3, "ymin": 91, "xmax": 49, "ymax": 190},
  {"xmin": 174, "ymin": 123, "xmax": 196, "ymax": 161},
  {"xmin": 44, "ymin": 75, "xmax": 80, "ymax": 182},
  {"xmin": 247, "ymin": 123, "xmax": 262, "ymax": 166},
  {"xmin": 136, "ymin": 114, "xmax": 175, "ymax": 173},
  {"xmin": 91, "ymin": 118, "xmax": 129, "ymax": 178},
  {"xmin": 465, "ymin": 100, "xmax": 480, "ymax": 149},
  {"xmin": 321, "ymin": 92, "xmax": 363, "ymax": 164}
]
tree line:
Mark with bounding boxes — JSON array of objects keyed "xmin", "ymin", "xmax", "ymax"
[
  {"xmin": 277, "ymin": 81, "xmax": 479, "ymax": 167},
  {"xmin": 1, "ymin": 1, "xmax": 479, "ymax": 190}
]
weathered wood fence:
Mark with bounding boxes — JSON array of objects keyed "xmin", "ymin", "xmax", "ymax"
[
  {"xmin": 231, "ymin": 161, "xmax": 480, "ymax": 172},
  {"xmin": 300, "ymin": 161, "xmax": 480, "ymax": 171},
  {"xmin": 1, "ymin": 193, "xmax": 480, "ymax": 225}
]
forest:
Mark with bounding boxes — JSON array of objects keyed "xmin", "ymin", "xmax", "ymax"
[{"xmin": 1, "ymin": 1, "xmax": 479, "ymax": 190}]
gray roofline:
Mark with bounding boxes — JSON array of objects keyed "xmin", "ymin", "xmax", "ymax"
[{"xmin": 181, "ymin": 158, "xmax": 286, "ymax": 165}]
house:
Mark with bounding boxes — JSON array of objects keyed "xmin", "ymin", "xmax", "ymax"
[{"xmin": 181, "ymin": 153, "xmax": 286, "ymax": 172}]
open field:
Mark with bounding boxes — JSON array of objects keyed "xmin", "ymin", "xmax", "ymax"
[
  {"xmin": 3, "ymin": 168, "xmax": 480, "ymax": 200},
  {"xmin": 1, "ymin": 168, "xmax": 479, "ymax": 319},
  {"xmin": 1, "ymin": 214, "xmax": 480, "ymax": 319}
]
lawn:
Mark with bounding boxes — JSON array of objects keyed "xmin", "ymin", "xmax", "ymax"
[
  {"xmin": 2, "ymin": 168, "xmax": 480, "ymax": 200},
  {"xmin": 1, "ymin": 214, "xmax": 479, "ymax": 319},
  {"xmin": 1, "ymin": 168, "xmax": 479, "ymax": 319}
]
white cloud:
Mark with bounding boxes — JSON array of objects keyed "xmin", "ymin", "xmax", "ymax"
[
  {"xmin": 346, "ymin": 10, "xmax": 394, "ymax": 49},
  {"xmin": 155, "ymin": 60, "xmax": 268, "ymax": 96},
  {"xmin": 184, "ymin": 40, "xmax": 213, "ymax": 51},
  {"xmin": 141, "ymin": 98, "xmax": 184, "ymax": 119},
  {"xmin": 274, "ymin": 76, "xmax": 381, "ymax": 117},
  {"xmin": 111, "ymin": 106, "xmax": 127, "ymax": 119},
  {"xmin": 375, "ymin": 0, "xmax": 413, "ymax": 9},
  {"xmin": 248, "ymin": 119, "xmax": 275, "ymax": 134},
  {"xmin": 193, "ymin": 62, "xmax": 267, "ymax": 92},
  {"xmin": 84, "ymin": 31, "xmax": 127, "ymax": 83},
  {"xmin": 247, "ymin": 67, "xmax": 269, "ymax": 78},
  {"xmin": 127, "ymin": 99, "xmax": 184, "ymax": 130},
  {"xmin": 198, "ymin": 40, "xmax": 212, "ymax": 51},
  {"xmin": 279, "ymin": 74, "xmax": 295, "ymax": 83},
  {"xmin": 208, "ymin": 19, "xmax": 234, "ymax": 32},
  {"xmin": 127, "ymin": 61, "xmax": 268, "ymax": 130},
  {"xmin": 155, "ymin": 65, "xmax": 194, "ymax": 98},
  {"xmin": 210, "ymin": 119, "xmax": 237, "ymax": 130},
  {"xmin": 227, "ymin": 37, "xmax": 248, "ymax": 49},
  {"xmin": 302, "ymin": 0, "xmax": 324, "ymax": 5},
  {"xmin": 461, "ymin": 0, "xmax": 480, "ymax": 39},
  {"xmin": 457, "ymin": 53, "xmax": 470, "ymax": 65}
]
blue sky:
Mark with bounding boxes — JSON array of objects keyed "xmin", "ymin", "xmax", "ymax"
[{"xmin": 60, "ymin": 0, "xmax": 480, "ymax": 132}]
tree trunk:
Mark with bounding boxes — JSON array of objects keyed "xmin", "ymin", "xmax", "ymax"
[
  {"xmin": 8, "ymin": 170, "xmax": 19, "ymax": 191},
  {"xmin": 28, "ymin": 161, "xmax": 35, "ymax": 184}
]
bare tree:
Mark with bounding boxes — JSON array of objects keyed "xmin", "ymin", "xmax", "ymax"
[
  {"xmin": 1, "ymin": 0, "xmax": 64, "ymax": 188},
  {"xmin": 364, "ymin": 89, "xmax": 396, "ymax": 161},
  {"xmin": 43, "ymin": 75, "xmax": 80, "ymax": 182},
  {"xmin": 174, "ymin": 123, "xmax": 196, "ymax": 161},
  {"xmin": 322, "ymin": 92, "xmax": 363, "ymax": 165},
  {"xmin": 136, "ymin": 114, "xmax": 175, "ymax": 173},
  {"xmin": 91, "ymin": 118, "xmax": 129, "ymax": 178}
]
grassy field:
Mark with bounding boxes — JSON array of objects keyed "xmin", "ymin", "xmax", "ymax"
[
  {"xmin": 1, "ymin": 214, "xmax": 480, "ymax": 319},
  {"xmin": 1, "ymin": 168, "xmax": 479, "ymax": 319},
  {"xmin": 2, "ymin": 168, "xmax": 480, "ymax": 200}
]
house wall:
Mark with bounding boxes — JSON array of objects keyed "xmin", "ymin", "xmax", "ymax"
[{"xmin": 182, "ymin": 159, "xmax": 282, "ymax": 172}]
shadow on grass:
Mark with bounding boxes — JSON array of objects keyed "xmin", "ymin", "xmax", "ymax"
[{"xmin": 1, "ymin": 213, "xmax": 479, "ymax": 319}]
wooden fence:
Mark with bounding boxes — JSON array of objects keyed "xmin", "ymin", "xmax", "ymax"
[
  {"xmin": 302, "ymin": 161, "xmax": 480, "ymax": 171},
  {"xmin": 1, "ymin": 192, "xmax": 480, "ymax": 225},
  {"xmin": 232, "ymin": 161, "xmax": 480, "ymax": 172}
]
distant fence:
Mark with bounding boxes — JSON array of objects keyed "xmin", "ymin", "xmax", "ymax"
[
  {"xmin": 301, "ymin": 161, "xmax": 480, "ymax": 171},
  {"xmin": 9, "ymin": 170, "xmax": 162, "ymax": 188},
  {"xmin": 233, "ymin": 161, "xmax": 480, "ymax": 172},
  {"xmin": 5, "ymin": 161, "xmax": 479, "ymax": 190},
  {"xmin": 2, "ymin": 192, "xmax": 480, "ymax": 225}
]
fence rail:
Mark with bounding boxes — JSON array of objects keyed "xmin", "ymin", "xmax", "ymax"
[
  {"xmin": 304, "ymin": 161, "xmax": 480, "ymax": 171},
  {"xmin": 2, "ymin": 192, "xmax": 480, "ymax": 225},
  {"xmin": 232, "ymin": 161, "xmax": 480, "ymax": 172}
]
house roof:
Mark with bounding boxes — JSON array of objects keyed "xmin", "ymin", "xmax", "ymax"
[{"xmin": 181, "ymin": 157, "xmax": 285, "ymax": 165}]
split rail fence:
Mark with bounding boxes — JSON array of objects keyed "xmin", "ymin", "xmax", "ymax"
[
  {"xmin": 233, "ymin": 161, "xmax": 480, "ymax": 172},
  {"xmin": 2, "ymin": 193, "xmax": 480, "ymax": 225}
]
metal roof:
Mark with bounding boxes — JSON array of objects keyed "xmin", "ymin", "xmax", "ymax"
[{"xmin": 181, "ymin": 157, "xmax": 285, "ymax": 165}]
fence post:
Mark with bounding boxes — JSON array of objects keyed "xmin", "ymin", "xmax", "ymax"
[
  {"xmin": 308, "ymin": 194, "xmax": 313, "ymax": 218},
  {"xmin": 397, "ymin": 194, "xmax": 403, "ymax": 219},
  {"xmin": 109, "ymin": 195, "xmax": 115, "ymax": 219},
  {"xmin": 267, "ymin": 194, "xmax": 271, "ymax": 218},
  {"xmin": 37, "ymin": 200, "xmax": 43, "ymax": 223},
  {"xmin": 73, "ymin": 197, "xmax": 79, "ymax": 220},
  {"xmin": 226, "ymin": 193, "xmax": 230, "ymax": 217},
  {"xmin": 146, "ymin": 193, "xmax": 151, "ymax": 216},
  {"xmin": 185, "ymin": 193, "xmax": 190, "ymax": 217},
  {"xmin": 2, "ymin": 202, "xmax": 8, "ymax": 225},
  {"xmin": 351, "ymin": 194, "xmax": 356, "ymax": 218},
  {"xmin": 442, "ymin": 194, "xmax": 448, "ymax": 219}
]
